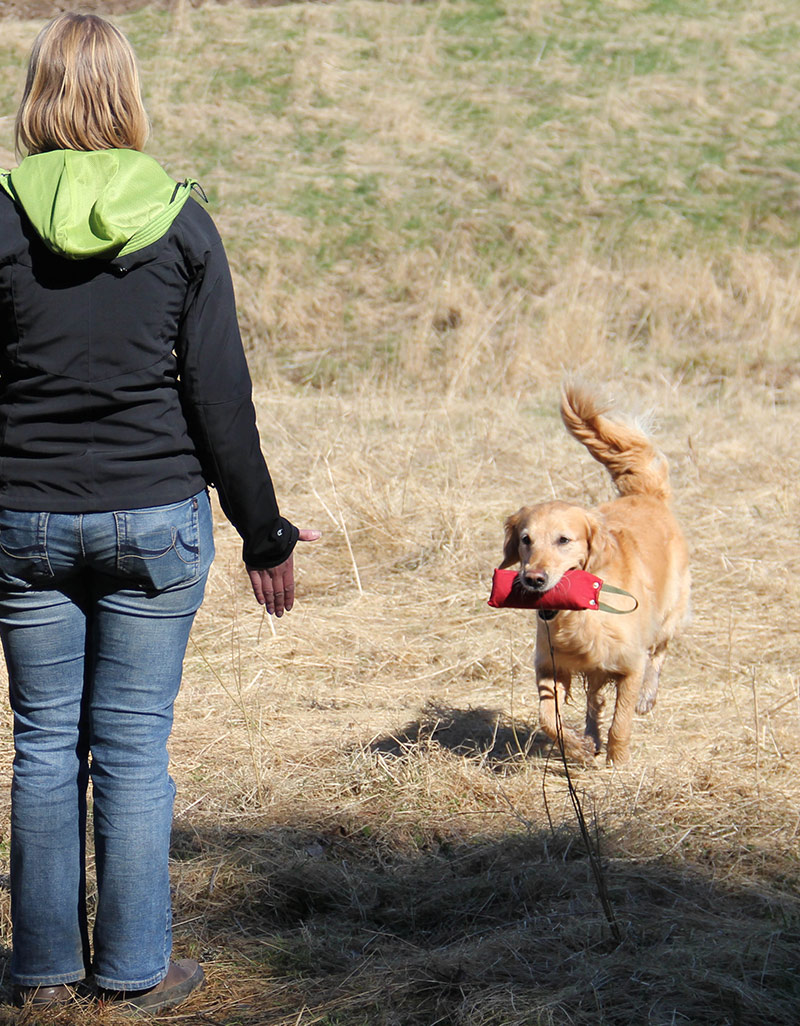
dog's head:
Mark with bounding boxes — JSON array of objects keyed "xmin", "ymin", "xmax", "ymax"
[{"xmin": 500, "ymin": 501, "xmax": 607, "ymax": 592}]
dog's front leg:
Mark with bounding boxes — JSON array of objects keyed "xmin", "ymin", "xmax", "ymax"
[
  {"xmin": 637, "ymin": 644, "xmax": 667, "ymax": 714},
  {"xmin": 584, "ymin": 672, "xmax": 610, "ymax": 755},
  {"xmin": 605, "ymin": 671, "xmax": 641, "ymax": 765},
  {"xmin": 535, "ymin": 660, "xmax": 595, "ymax": 763}
]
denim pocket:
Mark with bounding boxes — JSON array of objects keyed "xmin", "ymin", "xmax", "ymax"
[
  {"xmin": 115, "ymin": 493, "xmax": 213, "ymax": 592},
  {"xmin": 0, "ymin": 510, "xmax": 53, "ymax": 587}
]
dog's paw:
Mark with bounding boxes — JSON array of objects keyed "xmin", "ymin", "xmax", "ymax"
[
  {"xmin": 575, "ymin": 733, "xmax": 600, "ymax": 765},
  {"xmin": 554, "ymin": 729, "xmax": 598, "ymax": 766},
  {"xmin": 635, "ymin": 694, "xmax": 657, "ymax": 715},
  {"xmin": 605, "ymin": 742, "xmax": 631, "ymax": 767},
  {"xmin": 637, "ymin": 660, "xmax": 662, "ymax": 715}
]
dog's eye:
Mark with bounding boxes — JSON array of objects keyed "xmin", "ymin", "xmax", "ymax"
[
  {"xmin": 520, "ymin": 534, "xmax": 531, "ymax": 546},
  {"xmin": 557, "ymin": 536, "xmax": 571, "ymax": 546}
]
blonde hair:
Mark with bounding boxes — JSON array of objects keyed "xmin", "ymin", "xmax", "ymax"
[{"xmin": 15, "ymin": 13, "xmax": 149, "ymax": 156}]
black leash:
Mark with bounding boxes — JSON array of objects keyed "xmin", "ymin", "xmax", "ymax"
[{"xmin": 541, "ymin": 616, "xmax": 622, "ymax": 944}]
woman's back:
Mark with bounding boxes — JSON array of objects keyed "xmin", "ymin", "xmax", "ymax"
[{"xmin": 0, "ymin": 152, "xmax": 211, "ymax": 512}]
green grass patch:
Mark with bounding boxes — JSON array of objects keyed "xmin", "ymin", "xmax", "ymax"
[{"xmin": 4, "ymin": 0, "xmax": 800, "ymax": 388}]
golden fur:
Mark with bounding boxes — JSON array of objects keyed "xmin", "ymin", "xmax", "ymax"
[{"xmin": 501, "ymin": 385, "xmax": 690, "ymax": 765}]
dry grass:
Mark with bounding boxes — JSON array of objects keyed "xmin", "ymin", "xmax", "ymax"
[
  {"xmin": 0, "ymin": 1, "xmax": 800, "ymax": 1024},
  {"xmin": 3, "ymin": 380, "xmax": 792, "ymax": 1025}
]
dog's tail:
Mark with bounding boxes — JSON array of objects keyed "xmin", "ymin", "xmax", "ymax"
[{"xmin": 560, "ymin": 384, "xmax": 671, "ymax": 501}]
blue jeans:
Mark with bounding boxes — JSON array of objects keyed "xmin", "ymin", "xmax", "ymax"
[{"xmin": 0, "ymin": 492, "xmax": 214, "ymax": 989}]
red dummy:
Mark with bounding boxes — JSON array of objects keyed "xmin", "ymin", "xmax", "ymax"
[{"xmin": 487, "ymin": 568, "xmax": 637, "ymax": 614}]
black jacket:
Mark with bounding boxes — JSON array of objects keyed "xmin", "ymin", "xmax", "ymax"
[{"xmin": 0, "ymin": 187, "xmax": 298, "ymax": 569}]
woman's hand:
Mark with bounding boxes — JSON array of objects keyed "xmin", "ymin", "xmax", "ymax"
[{"xmin": 247, "ymin": 528, "xmax": 321, "ymax": 615}]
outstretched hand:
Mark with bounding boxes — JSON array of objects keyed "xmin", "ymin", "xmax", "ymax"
[{"xmin": 247, "ymin": 529, "xmax": 321, "ymax": 616}]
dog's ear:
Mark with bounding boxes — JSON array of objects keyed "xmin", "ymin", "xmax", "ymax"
[
  {"xmin": 499, "ymin": 509, "xmax": 524, "ymax": 568},
  {"xmin": 582, "ymin": 511, "xmax": 609, "ymax": 572}
]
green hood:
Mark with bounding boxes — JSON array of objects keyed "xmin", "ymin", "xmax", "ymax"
[{"xmin": 0, "ymin": 149, "xmax": 196, "ymax": 260}]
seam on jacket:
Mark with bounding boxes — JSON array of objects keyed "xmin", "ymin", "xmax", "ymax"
[
  {"xmin": 185, "ymin": 394, "xmax": 253, "ymax": 407},
  {"xmin": 12, "ymin": 352, "xmax": 174, "ymax": 385}
]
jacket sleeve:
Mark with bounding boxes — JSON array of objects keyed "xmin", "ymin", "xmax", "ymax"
[{"xmin": 175, "ymin": 218, "xmax": 299, "ymax": 569}]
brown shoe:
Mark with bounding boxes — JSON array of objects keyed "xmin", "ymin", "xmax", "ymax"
[
  {"xmin": 12, "ymin": 982, "xmax": 75, "ymax": 1007},
  {"xmin": 104, "ymin": 959, "xmax": 204, "ymax": 1014}
]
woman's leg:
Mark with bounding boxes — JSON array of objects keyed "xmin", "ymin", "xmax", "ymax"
[
  {"xmin": 84, "ymin": 492, "xmax": 213, "ymax": 991},
  {"xmin": 0, "ymin": 565, "xmax": 91, "ymax": 985},
  {"xmin": 0, "ymin": 493, "xmax": 212, "ymax": 991},
  {"xmin": 88, "ymin": 577, "xmax": 205, "ymax": 990}
]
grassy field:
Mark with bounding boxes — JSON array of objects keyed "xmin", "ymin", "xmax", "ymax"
[{"xmin": 2, "ymin": 1, "xmax": 800, "ymax": 1024}]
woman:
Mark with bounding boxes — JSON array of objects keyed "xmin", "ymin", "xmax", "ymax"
[{"xmin": 0, "ymin": 13, "xmax": 318, "ymax": 1012}]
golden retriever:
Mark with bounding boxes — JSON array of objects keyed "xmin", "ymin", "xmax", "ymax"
[{"xmin": 500, "ymin": 385, "xmax": 690, "ymax": 766}]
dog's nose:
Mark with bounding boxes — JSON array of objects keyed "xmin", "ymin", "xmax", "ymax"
[{"xmin": 523, "ymin": 571, "xmax": 548, "ymax": 591}]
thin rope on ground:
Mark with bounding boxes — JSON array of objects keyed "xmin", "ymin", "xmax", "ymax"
[{"xmin": 542, "ymin": 616, "xmax": 622, "ymax": 944}]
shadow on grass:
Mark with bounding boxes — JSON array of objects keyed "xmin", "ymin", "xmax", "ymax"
[
  {"xmin": 369, "ymin": 701, "xmax": 555, "ymax": 769},
  {"xmin": 2, "ymin": 705, "xmax": 799, "ymax": 1026},
  {"xmin": 1, "ymin": 813, "xmax": 798, "ymax": 1024},
  {"xmin": 163, "ymin": 816, "xmax": 800, "ymax": 1026}
]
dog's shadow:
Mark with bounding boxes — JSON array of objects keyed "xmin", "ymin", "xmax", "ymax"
[{"xmin": 370, "ymin": 701, "xmax": 554, "ymax": 770}]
